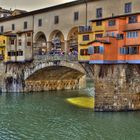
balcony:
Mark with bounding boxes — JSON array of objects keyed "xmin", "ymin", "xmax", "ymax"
[
  {"xmin": 125, "ymin": 22, "xmax": 140, "ymax": 31},
  {"xmin": 95, "ymin": 36, "xmax": 112, "ymax": 43},
  {"xmin": 78, "ymin": 26, "xmax": 92, "ymax": 33},
  {"xmin": 106, "ymin": 25, "xmax": 118, "ymax": 31}
]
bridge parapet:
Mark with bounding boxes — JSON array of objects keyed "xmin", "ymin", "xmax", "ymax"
[{"xmin": 34, "ymin": 54, "xmax": 78, "ymax": 62}]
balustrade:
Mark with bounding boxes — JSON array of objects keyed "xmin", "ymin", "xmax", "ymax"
[{"xmin": 34, "ymin": 54, "xmax": 78, "ymax": 62}]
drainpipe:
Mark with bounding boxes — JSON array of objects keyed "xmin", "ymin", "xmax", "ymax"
[
  {"xmin": 84, "ymin": 0, "xmax": 88, "ymax": 27},
  {"xmin": 32, "ymin": 14, "xmax": 34, "ymax": 61},
  {"xmin": 15, "ymin": 34, "xmax": 17, "ymax": 62}
]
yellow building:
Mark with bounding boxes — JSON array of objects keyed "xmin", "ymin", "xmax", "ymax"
[
  {"xmin": 78, "ymin": 20, "xmax": 106, "ymax": 62},
  {"xmin": 0, "ymin": 35, "xmax": 8, "ymax": 62},
  {"xmin": 78, "ymin": 26, "xmax": 93, "ymax": 62},
  {"xmin": 92, "ymin": 20, "xmax": 106, "ymax": 40}
]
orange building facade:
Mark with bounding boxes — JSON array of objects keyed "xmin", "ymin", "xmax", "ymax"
[{"xmin": 78, "ymin": 13, "xmax": 140, "ymax": 64}]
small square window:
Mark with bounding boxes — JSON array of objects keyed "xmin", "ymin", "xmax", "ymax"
[
  {"xmin": 83, "ymin": 35, "xmax": 89, "ymax": 41},
  {"xmin": 18, "ymin": 39, "xmax": 22, "ymax": 46},
  {"xmin": 27, "ymin": 42, "xmax": 31, "ymax": 46},
  {"xmin": 8, "ymin": 52, "xmax": 11, "ymax": 56},
  {"xmin": 96, "ymin": 8, "xmax": 102, "ymax": 18},
  {"xmin": 11, "ymin": 40, "xmax": 15, "ymax": 45},
  {"xmin": 128, "ymin": 15, "xmax": 137, "ymax": 24},
  {"xmin": 108, "ymin": 20, "xmax": 116, "ymax": 26},
  {"xmin": 38, "ymin": 19, "xmax": 42, "ymax": 27},
  {"xmin": 96, "ymin": 21, "xmax": 102, "ymax": 26},
  {"xmin": 54, "ymin": 16, "xmax": 59, "ymax": 24},
  {"xmin": 125, "ymin": 3, "xmax": 132, "ymax": 13},
  {"xmin": 94, "ymin": 46, "xmax": 100, "ymax": 54},
  {"xmin": 18, "ymin": 51, "xmax": 23, "ymax": 56},
  {"xmin": 12, "ymin": 24, "xmax": 15, "ymax": 31},
  {"xmin": 0, "ymin": 26, "xmax": 4, "ymax": 33},
  {"xmin": 24, "ymin": 21, "xmax": 28, "ymax": 29},
  {"xmin": 74, "ymin": 12, "xmax": 79, "ymax": 21},
  {"xmin": 27, "ymin": 32, "xmax": 31, "ymax": 37},
  {"xmin": 95, "ymin": 34, "xmax": 103, "ymax": 38},
  {"xmin": 80, "ymin": 49, "xmax": 89, "ymax": 56}
]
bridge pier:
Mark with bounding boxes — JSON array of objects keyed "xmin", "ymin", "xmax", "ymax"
[{"xmin": 94, "ymin": 64, "xmax": 140, "ymax": 111}]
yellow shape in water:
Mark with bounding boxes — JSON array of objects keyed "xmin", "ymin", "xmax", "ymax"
[{"xmin": 66, "ymin": 97, "xmax": 94, "ymax": 109}]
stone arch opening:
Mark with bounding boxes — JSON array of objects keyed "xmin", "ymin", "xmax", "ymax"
[
  {"xmin": 24, "ymin": 66, "xmax": 86, "ymax": 92},
  {"xmin": 67, "ymin": 27, "xmax": 78, "ymax": 54},
  {"xmin": 34, "ymin": 32, "xmax": 47, "ymax": 55},
  {"xmin": 49, "ymin": 30, "xmax": 65, "ymax": 52}
]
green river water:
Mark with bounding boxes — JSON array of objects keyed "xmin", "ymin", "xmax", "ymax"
[{"xmin": 0, "ymin": 82, "xmax": 140, "ymax": 140}]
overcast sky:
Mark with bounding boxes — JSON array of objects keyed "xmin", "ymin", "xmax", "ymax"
[{"xmin": 0, "ymin": 0, "xmax": 75, "ymax": 11}]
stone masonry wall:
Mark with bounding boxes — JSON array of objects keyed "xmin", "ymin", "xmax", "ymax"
[
  {"xmin": 1, "ymin": 62, "xmax": 86, "ymax": 93},
  {"xmin": 94, "ymin": 64, "xmax": 140, "ymax": 111},
  {"xmin": 24, "ymin": 75, "xmax": 86, "ymax": 92}
]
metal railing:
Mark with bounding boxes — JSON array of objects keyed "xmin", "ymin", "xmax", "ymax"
[
  {"xmin": 78, "ymin": 26, "xmax": 92, "ymax": 33},
  {"xmin": 34, "ymin": 54, "xmax": 78, "ymax": 62}
]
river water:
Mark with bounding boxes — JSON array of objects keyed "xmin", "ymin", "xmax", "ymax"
[{"xmin": 0, "ymin": 81, "xmax": 140, "ymax": 140}]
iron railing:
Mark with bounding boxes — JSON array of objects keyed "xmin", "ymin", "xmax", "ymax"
[{"xmin": 78, "ymin": 26, "xmax": 92, "ymax": 33}]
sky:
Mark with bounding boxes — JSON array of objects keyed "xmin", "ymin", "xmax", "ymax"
[{"xmin": 0, "ymin": 0, "xmax": 75, "ymax": 11}]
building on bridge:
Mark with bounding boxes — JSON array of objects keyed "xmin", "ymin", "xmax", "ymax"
[
  {"xmin": 0, "ymin": 0, "xmax": 139, "ymax": 62},
  {"xmin": 0, "ymin": 35, "xmax": 7, "ymax": 61},
  {"xmin": 78, "ymin": 13, "xmax": 140, "ymax": 64},
  {"xmin": 0, "ymin": 31, "xmax": 33, "ymax": 63}
]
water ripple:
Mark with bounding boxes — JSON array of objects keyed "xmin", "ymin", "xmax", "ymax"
[{"xmin": 0, "ymin": 89, "xmax": 139, "ymax": 140}]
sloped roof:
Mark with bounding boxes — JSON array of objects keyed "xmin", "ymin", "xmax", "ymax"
[{"xmin": 0, "ymin": 0, "xmax": 98, "ymax": 22}]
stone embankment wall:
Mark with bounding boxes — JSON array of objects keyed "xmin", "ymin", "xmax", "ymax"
[{"xmin": 94, "ymin": 64, "xmax": 140, "ymax": 111}]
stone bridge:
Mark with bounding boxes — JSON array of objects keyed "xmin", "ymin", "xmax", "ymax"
[
  {"xmin": 3, "ymin": 55, "xmax": 140, "ymax": 112},
  {"xmin": 24, "ymin": 55, "xmax": 86, "ymax": 80},
  {"xmin": 3, "ymin": 54, "xmax": 93, "ymax": 93},
  {"xmin": 22, "ymin": 54, "xmax": 87, "ymax": 92}
]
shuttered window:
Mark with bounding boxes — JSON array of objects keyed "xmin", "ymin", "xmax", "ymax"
[
  {"xmin": 120, "ymin": 47, "xmax": 139, "ymax": 55},
  {"xmin": 80, "ymin": 49, "xmax": 89, "ymax": 56},
  {"xmin": 88, "ymin": 46, "xmax": 94, "ymax": 55}
]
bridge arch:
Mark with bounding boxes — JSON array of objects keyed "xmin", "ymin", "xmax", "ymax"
[
  {"xmin": 67, "ymin": 27, "xmax": 78, "ymax": 52},
  {"xmin": 34, "ymin": 31, "xmax": 47, "ymax": 55},
  {"xmin": 24, "ymin": 61, "xmax": 86, "ymax": 91},
  {"xmin": 49, "ymin": 30, "xmax": 65, "ymax": 51},
  {"xmin": 24, "ymin": 60, "xmax": 86, "ymax": 80}
]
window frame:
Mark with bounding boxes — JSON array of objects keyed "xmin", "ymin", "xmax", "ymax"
[
  {"xmin": 0, "ymin": 26, "xmax": 4, "ymax": 33},
  {"xmin": 12, "ymin": 24, "xmax": 15, "ymax": 31},
  {"xmin": 74, "ymin": 11, "xmax": 79, "ymax": 21},
  {"xmin": 38, "ymin": 19, "xmax": 42, "ymax": 27},
  {"xmin": 83, "ymin": 35, "xmax": 89, "ymax": 41},
  {"xmin": 24, "ymin": 21, "xmax": 28, "ymax": 29},
  {"xmin": 108, "ymin": 19, "xmax": 116, "ymax": 26},
  {"xmin": 96, "ymin": 8, "xmax": 102, "ymax": 18},
  {"xmin": 54, "ymin": 16, "xmax": 59, "ymax": 24},
  {"xmin": 128, "ymin": 15, "xmax": 137, "ymax": 24},
  {"xmin": 96, "ymin": 21, "xmax": 102, "ymax": 26},
  {"xmin": 125, "ymin": 2, "xmax": 132, "ymax": 13}
]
